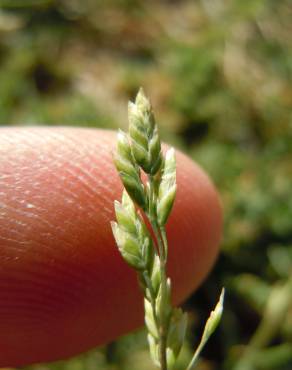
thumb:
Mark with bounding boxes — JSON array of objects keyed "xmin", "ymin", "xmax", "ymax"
[{"xmin": 0, "ymin": 127, "xmax": 222, "ymax": 367}]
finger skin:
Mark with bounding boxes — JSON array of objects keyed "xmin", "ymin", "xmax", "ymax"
[{"xmin": 0, "ymin": 127, "xmax": 222, "ymax": 367}]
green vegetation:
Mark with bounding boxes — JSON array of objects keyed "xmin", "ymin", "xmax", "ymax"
[{"xmin": 0, "ymin": 1, "xmax": 291, "ymax": 369}]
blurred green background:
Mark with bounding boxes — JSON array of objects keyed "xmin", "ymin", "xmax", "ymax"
[{"xmin": 0, "ymin": 0, "xmax": 291, "ymax": 369}]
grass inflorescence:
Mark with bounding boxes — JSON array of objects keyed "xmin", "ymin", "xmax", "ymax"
[{"xmin": 111, "ymin": 89, "xmax": 224, "ymax": 370}]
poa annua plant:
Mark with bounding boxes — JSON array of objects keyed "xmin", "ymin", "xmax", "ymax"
[{"xmin": 111, "ymin": 88, "xmax": 224, "ymax": 370}]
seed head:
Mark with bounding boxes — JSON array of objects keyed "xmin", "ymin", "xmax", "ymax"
[{"xmin": 128, "ymin": 88, "xmax": 162, "ymax": 175}]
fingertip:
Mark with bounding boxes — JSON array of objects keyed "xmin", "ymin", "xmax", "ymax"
[{"xmin": 0, "ymin": 127, "xmax": 222, "ymax": 366}]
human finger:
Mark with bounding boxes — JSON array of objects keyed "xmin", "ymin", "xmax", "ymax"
[{"xmin": 0, "ymin": 127, "xmax": 222, "ymax": 367}]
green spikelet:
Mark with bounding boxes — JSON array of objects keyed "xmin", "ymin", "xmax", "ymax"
[
  {"xmin": 157, "ymin": 148, "xmax": 177, "ymax": 226},
  {"xmin": 128, "ymin": 88, "xmax": 162, "ymax": 175},
  {"xmin": 114, "ymin": 130, "xmax": 146, "ymax": 209},
  {"xmin": 111, "ymin": 190, "xmax": 153, "ymax": 271},
  {"xmin": 151, "ymin": 255, "xmax": 162, "ymax": 297}
]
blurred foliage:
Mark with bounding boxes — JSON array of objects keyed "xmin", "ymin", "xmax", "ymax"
[{"xmin": 0, "ymin": 0, "xmax": 291, "ymax": 369}]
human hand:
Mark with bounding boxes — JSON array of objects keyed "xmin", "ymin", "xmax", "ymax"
[{"xmin": 0, "ymin": 127, "xmax": 222, "ymax": 367}]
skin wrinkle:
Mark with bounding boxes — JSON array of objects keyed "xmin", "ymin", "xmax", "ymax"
[
  {"xmin": 0, "ymin": 290, "xmax": 94, "ymax": 335},
  {"xmin": 58, "ymin": 133, "xmax": 119, "ymax": 216},
  {"xmin": 0, "ymin": 312, "xmax": 52, "ymax": 325},
  {"xmin": 56, "ymin": 162, "xmax": 100, "ymax": 199},
  {"xmin": 1, "ymin": 150, "xmax": 113, "ymax": 255},
  {"xmin": 0, "ymin": 266, "xmax": 92, "ymax": 306},
  {"xmin": 0, "ymin": 127, "xmax": 222, "ymax": 366},
  {"xmin": 0, "ymin": 260, "xmax": 90, "ymax": 299},
  {"xmin": 0, "ymin": 299, "xmax": 73, "ymax": 319},
  {"xmin": 0, "ymin": 220, "xmax": 72, "ymax": 259},
  {"xmin": 0, "ymin": 207, "xmax": 106, "ymax": 303},
  {"xmin": 57, "ymin": 161, "xmax": 109, "ymax": 217},
  {"xmin": 1, "ymin": 129, "xmax": 116, "ymax": 222},
  {"xmin": 0, "ymin": 203, "xmax": 73, "ymax": 255},
  {"xmin": 0, "ymin": 235, "xmax": 30, "ymax": 247},
  {"xmin": 43, "ymin": 139, "xmax": 114, "ymax": 220},
  {"xmin": 0, "ymin": 300, "xmax": 79, "ymax": 327},
  {"xmin": 8, "ymin": 241, "xmax": 96, "ymax": 287},
  {"xmin": 0, "ymin": 299, "xmax": 84, "ymax": 323}
]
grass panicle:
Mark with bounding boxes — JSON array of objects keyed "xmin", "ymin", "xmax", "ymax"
[{"xmin": 111, "ymin": 89, "xmax": 224, "ymax": 370}]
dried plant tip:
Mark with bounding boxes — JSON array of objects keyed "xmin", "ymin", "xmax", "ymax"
[
  {"xmin": 186, "ymin": 289, "xmax": 225, "ymax": 370},
  {"xmin": 203, "ymin": 288, "xmax": 225, "ymax": 341}
]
